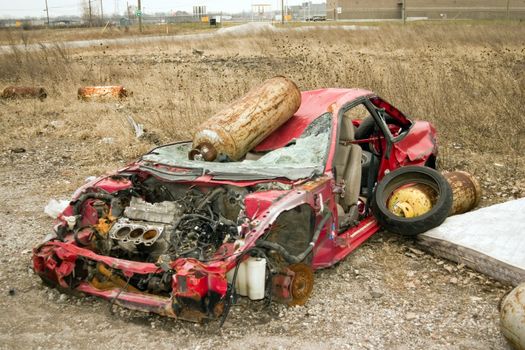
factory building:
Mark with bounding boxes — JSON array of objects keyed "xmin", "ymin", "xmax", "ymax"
[{"xmin": 326, "ymin": 0, "xmax": 525, "ymax": 20}]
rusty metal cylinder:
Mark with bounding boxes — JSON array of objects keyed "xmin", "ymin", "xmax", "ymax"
[
  {"xmin": 500, "ymin": 283, "xmax": 525, "ymax": 350},
  {"xmin": 1, "ymin": 86, "xmax": 47, "ymax": 100},
  {"xmin": 78, "ymin": 85, "xmax": 129, "ymax": 101},
  {"xmin": 189, "ymin": 76, "xmax": 301, "ymax": 162},
  {"xmin": 443, "ymin": 171, "xmax": 481, "ymax": 216}
]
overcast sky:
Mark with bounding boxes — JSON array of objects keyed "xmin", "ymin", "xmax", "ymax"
[{"xmin": 0, "ymin": 0, "xmax": 307, "ymax": 18}]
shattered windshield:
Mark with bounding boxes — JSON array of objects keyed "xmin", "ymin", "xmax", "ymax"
[{"xmin": 141, "ymin": 113, "xmax": 332, "ymax": 181}]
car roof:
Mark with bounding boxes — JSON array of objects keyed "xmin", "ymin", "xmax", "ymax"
[{"xmin": 254, "ymin": 88, "xmax": 374, "ymax": 151}]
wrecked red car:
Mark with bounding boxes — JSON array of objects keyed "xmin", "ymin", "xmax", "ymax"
[{"xmin": 33, "ymin": 87, "xmax": 444, "ymax": 323}]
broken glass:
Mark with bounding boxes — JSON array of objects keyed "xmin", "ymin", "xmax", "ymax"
[{"xmin": 141, "ymin": 114, "xmax": 332, "ymax": 181}]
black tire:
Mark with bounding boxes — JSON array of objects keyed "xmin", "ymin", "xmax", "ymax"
[{"xmin": 372, "ymin": 166, "xmax": 452, "ymax": 236}]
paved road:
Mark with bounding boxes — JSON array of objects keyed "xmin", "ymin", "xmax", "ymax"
[{"xmin": 0, "ymin": 23, "xmax": 374, "ymax": 53}]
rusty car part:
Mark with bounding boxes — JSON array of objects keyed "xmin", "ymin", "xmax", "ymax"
[
  {"xmin": 93, "ymin": 216, "xmax": 115, "ymax": 237},
  {"xmin": 90, "ymin": 275, "xmax": 116, "ymax": 290},
  {"xmin": 500, "ymin": 283, "xmax": 525, "ymax": 350},
  {"xmin": 189, "ymin": 76, "xmax": 301, "ymax": 161},
  {"xmin": 443, "ymin": 171, "xmax": 481, "ymax": 215},
  {"xmin": 95, "ymin": 263, "xmax": 140, "ymax": 293},
  {"xmin": 188, "ymin": 142, "xmax": 217, "ymax": 162},
  {"xmin": 271, "ymin": 269, "xmax": 295, "ymax": 304},
  {"xmin": 287, "ymin": 263, "xmax": 314, "ymax": 306},
  {"xmin": 78, "ymin": 85, "xmax": 129, "ymax": 101},
  {"xmin": 1, "ymin": 86, "xmax": 47, "ymax": 100}
]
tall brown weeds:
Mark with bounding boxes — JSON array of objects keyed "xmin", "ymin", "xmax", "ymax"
[{"xmin": 0, "ymin": 22, "xmax": 523, "ymax": 185}]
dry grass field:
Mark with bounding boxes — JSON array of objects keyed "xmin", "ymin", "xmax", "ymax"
[
  {"xmin": 0, "ymin": 21, "xmax": 524, "ymax": 349},
  {"xmin": 0, "ymin": 23, "xmax": 219, "ymax": 45},
  {"xmin": 1, "ymin": 22, "xmax": 524, "ymax": 197}
]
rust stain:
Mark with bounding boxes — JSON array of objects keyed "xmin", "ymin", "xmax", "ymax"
[
  {"xmin": 443, "ymin": 171, "xmax": 481, "ymax": 215},
  {"xmin": 95, "ymin": 263, "xmax": 140, "ymax": 292},
  {"xmin": 327, "ymin": 103, "xmax": 337, "ymax": 113},
  {"xmin": 178, "ymin": 307, "xmax": 207, "ymax": 323},
  {"xmin": 93, "ymin": 216, "xmax": 115, "ymax": 236},
  {"xmin": 190, "ymin": 76, "xmax": 301, "ymax": 161},
  {"xmin": 78, "ymin": 86, "xmax": 129, "ymax": 101},
  {"xmin": 500, "ymin": 283, "xmax": 525, "ymax": 349},
  {"xmin": 300, "ymin": 176, "xmax": 330, "ymax": 191}
]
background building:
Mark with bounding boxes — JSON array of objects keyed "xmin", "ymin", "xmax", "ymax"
[
  {"xmin": 288, "ymin": 2, "xmax": 327, "ymax": 20},
  {"xmin": 326, "ymin": 0, "xmax": 525, "ymax": 20}
]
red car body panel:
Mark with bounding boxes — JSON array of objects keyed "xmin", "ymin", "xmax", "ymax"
[{"xmin": 33, "ymin": 88, "xmax": 438, "ymax": 322}]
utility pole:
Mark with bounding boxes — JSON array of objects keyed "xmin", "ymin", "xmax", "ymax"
[
  {"xmin": 100, "ymin": 0, "xmax": 104, "ymax": 23},
  {"xmin": 281, "ymin": 0, "xmax": 284, "ymax": 24},
  {"xmin": 137, "ymin": 0, "xmax": 143, "ymax": 32},
  {"xmin": 44, "ymin": 0, "xmax": 50, "ymax": 27},
  {"xmin": 506, "ymin": 0, "xmax": 510, "ymax": 19},
  {"xmin": 402, "ymin": 0, "xmax": 406, "ymax": 23},
  {"xmin": 88, "ymin": 0, "xmax": 93, "ymax": 27}
]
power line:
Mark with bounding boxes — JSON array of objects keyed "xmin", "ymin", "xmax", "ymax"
[
  {"xmin": 2, "ymin": 3, "xmax": 79, "ymax": 11},
  {"xmin": 49, "ymin": 5, "xmax": 81, "ymax": 9},
  {"xmin": 138, "ymin": 0, "xmax": 142, "ymax": 32}
]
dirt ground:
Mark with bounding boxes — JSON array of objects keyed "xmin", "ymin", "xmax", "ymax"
[
  {"xmin": 0, "ymin": 22, "xmax": 523, "ymax": 349},
  {"xmin": 0, "ymin": 140, "xmax": 513, "ymax": 349}
]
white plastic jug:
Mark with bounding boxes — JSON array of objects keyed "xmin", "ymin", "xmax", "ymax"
[{"xmin": 247, "ymin": 257, "xmax": 266, "ymax": 300}]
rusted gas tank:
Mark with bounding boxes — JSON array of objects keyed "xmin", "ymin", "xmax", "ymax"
[
  {"xmin": 78, "ymin": 85, "xmax": 129, "ymax": 101},
  {"xmin": 443, "ymin": 171, "xmax": 481, "ymax": 216},
  {"xmin": 189, "ymin": 76, "xmax": 301, "ymax": 162},
  {"xmin": 500, "ymin": 283, "xmax": 525, "ymax": 350},
  {"xmin": 1, "ymin": 86, "xmax": 47, "ymax": 101}
]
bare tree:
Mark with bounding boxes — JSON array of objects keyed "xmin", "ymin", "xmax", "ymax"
[{"xmin": 80, "ymin": 0, "xmax": 103, "ymax": 26}]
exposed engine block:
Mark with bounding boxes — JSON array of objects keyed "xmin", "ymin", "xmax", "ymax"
[
  {"xmin": 124, "ymin": 197, "xmax": 184, "ymax": 223},
  {"xmin": 109, "ymin": 219, "xmax": 169, "ymax": 247},
  {"xmin": 106, "ymin": 192, "xmax": 240, "ymax": 261}
]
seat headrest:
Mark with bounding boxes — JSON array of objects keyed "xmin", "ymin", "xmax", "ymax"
[{"xmin": 339, "ymin": 116, "xmax": 355, "ymax": 141}]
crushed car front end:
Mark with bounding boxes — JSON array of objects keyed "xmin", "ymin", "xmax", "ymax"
[
  {"xmin": 33, "ymin": 172, "xmax": 334, "ymax": 322},
  {"xmin": 32, "ymin": 112, "xmax": 335, "ymax": 322}
]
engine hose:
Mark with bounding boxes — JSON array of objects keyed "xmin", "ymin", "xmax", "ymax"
[
  {"xmin": 108, "ymin": 274, "xmax": 132, "ymax": 315},
  {"xmin": 183, "ymin": 213, "xmax": 216, "ymax": 223},
  {"xmin": 170, "ymin": 213, "xmax": 217, "ymax": 243},
  {"xmin": 256, "ymin": 209, "xmax": 332, "ymax": 264},
  {"xmin": 196, "ymin": 187, "xmax": 225, "ymax": 211},
  {"xmin": 264, "ymin": 262, "xmax": 273, "ymax": 308},
  {"xmin": 73, "ymin": 226, "xmax": 92, "ymax": 247},
  {"xmin": 72, "ymin": 192, "xmax": 115, "ymax": 216},
  {"xmin": 55, "ymin": 224, "xmax": 68, "ymax": 241}
]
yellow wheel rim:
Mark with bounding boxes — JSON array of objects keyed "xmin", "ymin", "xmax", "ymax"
[{"xmin": 387, "ymin": 184, "xmax": 436, "ymax": 218}]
